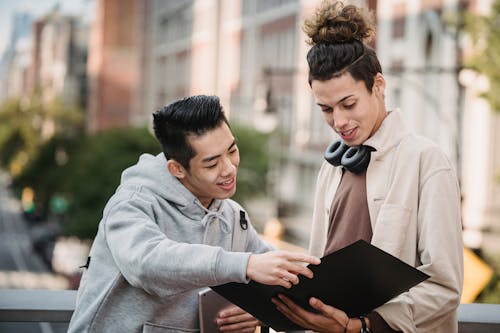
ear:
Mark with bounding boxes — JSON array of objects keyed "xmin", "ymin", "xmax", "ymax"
[
  {"xmin": 167, "ymin": 159, "xmax": 187, "ymax": 179},
  {"xmin": 373, "ymin": 73, "xmax": 386, "ymax": 97}
]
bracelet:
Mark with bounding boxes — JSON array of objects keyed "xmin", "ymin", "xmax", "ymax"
[
  {"xmin": 359, "ymin": 316, "xmax": 369, "ymax": 333},
  {"xmin": 343, "ymin": 318, "xmax": 351, "ymax": 333}
]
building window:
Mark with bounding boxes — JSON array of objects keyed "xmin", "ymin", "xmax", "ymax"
[
  {"xmin": 158, "ymin": 2, "xmax": 193, "ymax": 44},
  {"xmin": 392, "ymin": 3, "xmax": 406, "ymax": 39}
]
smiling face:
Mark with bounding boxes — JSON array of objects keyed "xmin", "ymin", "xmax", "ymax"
[
  {"xmin": 312, "ymin": 72, "xmax": 387, "ymax": 146},
  {"xmin": 167, "ymin": 122, "xmax": 239, "ymax": 208}
]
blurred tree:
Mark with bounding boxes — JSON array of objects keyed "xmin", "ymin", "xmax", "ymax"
[
  {"xmin": 14, "ymin": 134, "xmax": 80, "ymax": 220},
  {"xmin": 0, "ymin": 91, "xmax": 84, "ymax": 176},
  {"xmin": 14, "ymin": 124, "xmax": 270, "ymax": 240},
  {"xmin": 60, "ymin": 127, "xmax": 161, "ymax": 239},
  {"xmin": 476, "ymin": 253, "xmax": 500, "ymax": 303},
  {"xmin": 231, "ymin": 125, "xmax": 270, "ymax": 205},
  {"xmin": 465, "ymin": 0, "xmax": 500, "ymax": 112},
  {"xmin": 61, "ymin": 125, "xmax": 270, "ymax": 239}
]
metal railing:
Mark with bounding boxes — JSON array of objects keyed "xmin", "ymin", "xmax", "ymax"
[{"xmin": 1, "ymin": 289, "xmax": 500, "ymax": 332}]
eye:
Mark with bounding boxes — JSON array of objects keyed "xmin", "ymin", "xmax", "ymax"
[
  {"xmin": 320, "ymin": 106, "xmax": 332, "ymax": 113},
  {"xmin": 229, "ymin": 147, "xmax": 238, "ymax": 154},
  {"xmin": 206, "ymin": 163, "xmax": 217, "ymax": 169},
  {"xmin": 344, "ymin": 102, "xmax": 356, "ymax": 109}
]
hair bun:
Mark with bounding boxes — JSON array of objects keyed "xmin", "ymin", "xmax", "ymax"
[{"xmin": 303, "ymin": 0, "xmax": 375, "ymax": 45}]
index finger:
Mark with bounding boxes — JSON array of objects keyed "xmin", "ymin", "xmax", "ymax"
[{"xmin": 284, "ymin": 252, "xmax": 321, "ymax": 265}]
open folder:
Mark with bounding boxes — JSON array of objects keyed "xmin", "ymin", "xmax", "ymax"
[{"xmin": 212, "ymin": 240, "xmax": 429, "ymax": 332}]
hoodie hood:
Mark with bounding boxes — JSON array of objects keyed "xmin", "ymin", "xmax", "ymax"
[{"xmin": 120, "ymin": 153, "xmax": 189, "ymax": 205}]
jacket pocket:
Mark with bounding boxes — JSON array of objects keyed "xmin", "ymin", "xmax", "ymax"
[
  {"xmin": 142, "ymin": 322, "xmax": 199, "ymax": 333},
  {"xmin": 371, "ymin": 204, "xmax": 411, "ymax": 257}
]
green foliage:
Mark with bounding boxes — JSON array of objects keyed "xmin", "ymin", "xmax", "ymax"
[
  {"xmin": 475, "ymin": 253, "xmax": 500, "ymax": 303},
  {"xmin": 0, "ymin": 92, "xmax": 84, "ymax": 174},
  {"xmin": 476, "ymin": 273, "xmax": 500, "ymax": 304},
  {"xmin": 14, "ymin": 124, "xmax": 270, "ymax": 240},
  {"xmin": 60, "ymin": 128, "xmax": 160, "ymax": 239},
  {"xmin": 464, "ymin": 0, "xmax": 500, "ymax": 112},
  {"xmin": 13, "ymin": 134, "xmax": 80, "ymax": 217},
  {"xmin": 231, "ymin": 125, "xmax": 270, "ymax": 204}
]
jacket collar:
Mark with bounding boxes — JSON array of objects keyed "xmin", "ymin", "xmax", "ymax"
[{"xmin": 364, "ymin": 109, "xmax": 410, "ymax": 160}]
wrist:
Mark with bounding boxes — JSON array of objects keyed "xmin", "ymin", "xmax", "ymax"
[
  {"xmin": 246, "ymin": 254, "xmax": 255, "ymax": 280},
  {"xmin": 346, "ymin": 317, "xmax": 370, "ymax": 333}
]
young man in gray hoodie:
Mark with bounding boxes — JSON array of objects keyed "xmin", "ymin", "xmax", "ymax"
[{"xmin": 68, "ymin": 95, "xmax": 320, "ymax": 333}]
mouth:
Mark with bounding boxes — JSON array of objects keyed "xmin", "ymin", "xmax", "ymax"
[
  {"xmin": 217, "ymin": 177, "xmax": 236, "ymax": 190},
  {"xmin": 339, "ymin": 128, "xmax": 357, "ymax": 141}
]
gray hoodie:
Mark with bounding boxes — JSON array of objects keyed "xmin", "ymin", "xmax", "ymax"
[{"xmin": 68, "ymin": 153, "xmax": 273, "ymax": 333}]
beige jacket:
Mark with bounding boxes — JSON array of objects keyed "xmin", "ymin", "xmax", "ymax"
[{"xmin": 309, "ymin": 111, "xmax": 463, "ymax": 333}]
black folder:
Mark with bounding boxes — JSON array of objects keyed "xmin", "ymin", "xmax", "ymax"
[{"xmin": 212, "ymin": 240, "xmax": 429, "ymax": 332}]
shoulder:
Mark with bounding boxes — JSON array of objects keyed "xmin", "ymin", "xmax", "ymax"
[
  {"xmin": 398, "ymin": 134, "xmax": 457, "ymax": 184},
  {"xmin": 224, "ymin": 199, "xmax": 247, "ymax": 217},
  {"xmin": 225, "ymin": 198, "xmax": 243, "ymax": 209},
  {"xmin": 102, "ymin": 184, "xmax": 160, "ymax": 220},
  {"xmin": 403, "ymin": 134, "xmax": 453, "ymax": 167}
]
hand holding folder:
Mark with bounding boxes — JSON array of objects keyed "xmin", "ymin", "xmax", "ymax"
[{"xmin": 212, "ymin": 240, "xmax": 429, "ymax": 332}]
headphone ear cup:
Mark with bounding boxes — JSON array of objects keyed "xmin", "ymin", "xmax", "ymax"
[
  {"xmin": 341, "ymin": 145, "xmax": 372, "ymax": 174},
  {"xmin": 324, "ymin": 140, "xmax": 349, "ymax": 166}
]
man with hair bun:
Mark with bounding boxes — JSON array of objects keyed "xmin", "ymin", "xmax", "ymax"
[{"xmin": 272, "ymin": 1, "xmax": 463, "ymax": 332}]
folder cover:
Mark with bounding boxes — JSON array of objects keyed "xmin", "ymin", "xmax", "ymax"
[{"xmin": 211, "ymin": 240, "xmax": 429, "ymax": 332}]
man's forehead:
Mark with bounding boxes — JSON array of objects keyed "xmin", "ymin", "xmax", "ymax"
[{"xmin": 187, "ymin": 126, "xmax": 235, "ymax": 162}]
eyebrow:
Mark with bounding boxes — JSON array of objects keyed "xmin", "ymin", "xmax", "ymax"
[
  {"xmin": 317, "ymin": 94, "xmax": 354, "ymax": 108},
  {"xmin": 201, "ymin": 139, "xmax": 237, "ymax": 163}
]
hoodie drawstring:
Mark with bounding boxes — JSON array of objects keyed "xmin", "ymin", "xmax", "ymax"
[{"xmin": 195, "ymin": 201, "xmax": 232, "ymax": 244}]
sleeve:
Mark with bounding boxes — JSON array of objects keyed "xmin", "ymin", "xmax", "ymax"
[
  {"xmin": 102, "ymin": 193, "xmax": 251, "ymax": 298},
  {"xmin": 367, "ymin": 311, "xmax": 402, "ymax": 333},
  {"xmin": 309, "ymin": 162, "xmax": 339, "ymax": 257},
  {"xmin": 376, "ymin": 164, "xmax": 463, "ymax": 332}
]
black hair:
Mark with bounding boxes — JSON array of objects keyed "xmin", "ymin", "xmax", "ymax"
[
  {"xmin": 152, "ymin": 95, "xmax": 229, "ymax": 170},
  {"xmin": 303, "ymin": 1, "xmax": 382, "ymax": 90}
]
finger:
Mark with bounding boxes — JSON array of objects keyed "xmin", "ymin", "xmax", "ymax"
[
  {"xmin": 279, "ymin": 271, "xmax": 300, "ymax": 285},
  {"xmin": 271, "ymin": 296, "xmax": 309, "ymax": 327},
  {"xmin": 275, "ymin": 257, "xmax": 316, "ymax": 280},
  {"xmin": 217, "ymin": 313, "xmax": 252, "ymax": 324},
  {"xmin": 283, "ymin": 264, "xmax": 315, "ymax": 280},
  {"xmin": 218, "ymin": 305, "xmax": 246, "ymax": 318},
  {"xmin": 309, "ymin": 297, "xmax": 341, "ymax": 317},
  {"xmin": 217, "ymin": 312, "xmax": 254, "ymax": 325},
  {"xmin": 219, "ymin": 320, "xmax": 259, "ymax": 331},
  {"xmin": 221, "ymin": 327, "xmax": 256, "ymax": 333},
  {"xmin": 277, "ymin": 294, "xmax": 315, "ymax": 319},
  {"xmin": 277, "ymin": 276, "xmax": 293, "ymax": 289},
  {"xmin": 283, "ymin": 252, "xmax": 321, "ymax": 265},
  {"xmin": 218, "ymin": 318, "xmax": 259, "ymax": 332}
]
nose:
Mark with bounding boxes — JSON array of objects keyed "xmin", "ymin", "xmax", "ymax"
[
  {"xmin": 333, "ymin": 110, "xmax": 349, "ymax": 130},
  {"xmin": 221, "ymin": 156, "xmax": 237, "ymax": 176}
]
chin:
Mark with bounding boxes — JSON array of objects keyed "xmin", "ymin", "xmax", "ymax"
[{"xmin": 226, "ymin": 187, "xmax": 237, "ymax": 199}]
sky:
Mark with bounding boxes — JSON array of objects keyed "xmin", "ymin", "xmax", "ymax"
[{"xmin": 0, "ymin": 0, "xmax": 93, "ymax": 56}]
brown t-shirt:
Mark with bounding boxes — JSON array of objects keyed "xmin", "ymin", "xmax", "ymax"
[
  {"xmin": 324, "ymin": 169, "xmax": 401, "ymax": 333},
  {"xmin": 324, "ymin": 170, "xmax": 372, "ymax": 255}
]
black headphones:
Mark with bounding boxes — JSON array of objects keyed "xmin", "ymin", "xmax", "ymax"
[{"xmin": 324, "ymin": 139, "xmax": 374, "ymax": 174}]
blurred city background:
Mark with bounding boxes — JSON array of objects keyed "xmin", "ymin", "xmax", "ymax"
[{"xmin": 0, "ymin": 0, "xmax": 499, "ymax": 331}]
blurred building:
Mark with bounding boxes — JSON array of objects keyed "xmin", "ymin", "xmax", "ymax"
[
  {"xmin": 86, "ymin": 0, "xmax": 145, "ymax": 132},
  {"xmin": 86, "ymin": 0, "xmax": 499, "ymax": 250},
  {"xmin": 457, "ymin": 2, "xmax": 500, "ymax": 254},
  {"xmin": 0, "ymin": 12, "xmax": 34, "ymax": 101},
  {"xmin": 32, "ymin": 11, "xmax": 89, "ymax": 107},
  {"xmin": 0, "ymin": 8, "xmax": 89, "ymax": 114}
]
